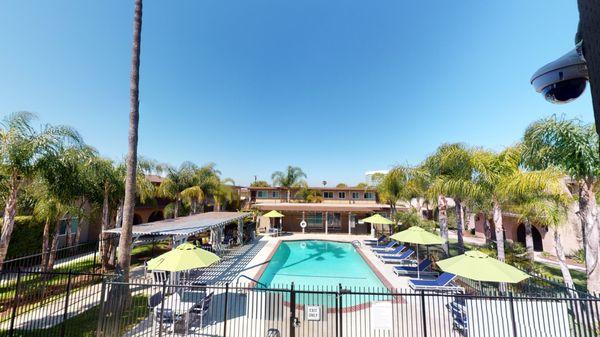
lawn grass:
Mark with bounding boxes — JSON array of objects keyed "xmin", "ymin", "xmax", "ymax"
[
  {"xmin": 130, "ymin": 241, "xmax": 170, "ymax": 267},
  {"xmin": 0, "ymin": 295, "xmax": 148, "ymax": 337}
]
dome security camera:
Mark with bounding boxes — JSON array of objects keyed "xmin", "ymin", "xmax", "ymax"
[{"xmin": 531, "ymin": 42, "xmax": 589, "ymax": 104}]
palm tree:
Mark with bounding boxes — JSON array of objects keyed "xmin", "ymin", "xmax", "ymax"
[
  {"xmin": 271, "ymin": 166, "xmax": 307, "ymax": 202},
  {"xmin": 250, "ymin": 180, "xmax": 270, "ymax": 187},
  {"xmin": 117, "ymin": 0, "xmax": 143, "ymax": 284},
  {"xmin": 0, "ymin": 112, "xmax": 81, "ymax": 270},
  {"xmin": 297, "ymin": 187, "xmax": 323, "ymax": 203},
  {"xmin": 373, "ymin": 166, "xmax": 417, "ymax": 217},
  {"xmin": 424, "ymin": 144, "xmax": 475, "ymax": 254},
  {"xmin": 157, "ymin": 162, "xmax": 197, "ymax": 218},
  {"xmin": 504, "ymin": 177, "xmax": 575, "ymax": 290},
  {"xmin": 521, "ymin": 116, "xmax": 600, "ymax": 293}
]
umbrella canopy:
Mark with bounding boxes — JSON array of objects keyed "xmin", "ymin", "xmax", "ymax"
[
  {"xmin": 147, "ymin": 242, "xmax": 220, "ymax": 272},
  {"xmin": 390, "ymin": 226, "xmax": 445, "ymax": 245},
  {"xmin": 361, "ymin": 214, "xmax": 394, "ymax": 225},
  {"xmin": 263, "ymin": 210, "xmax": 285, "ymax": 218},
  {"xmin": 436, "ymin": 250, "xmax": 530, "ymax": 283}
]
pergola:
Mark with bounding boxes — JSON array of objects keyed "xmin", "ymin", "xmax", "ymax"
[{"xmin": 104, "ymin": 211, "xmax": 251, "ymax": 254}]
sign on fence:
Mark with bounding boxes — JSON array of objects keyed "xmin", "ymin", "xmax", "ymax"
[
  {"xmin": 371, "ymin": 301, "xmax": 393, "ymax": 330},
  {"xmin": 305, "ymin": 305, "xmax": 321, "ymax": 321}
]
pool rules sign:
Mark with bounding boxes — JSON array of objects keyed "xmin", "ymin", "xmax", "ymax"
[{"xmin": 305, "ymin": 305, "xmax": 321, "ymax": 321}]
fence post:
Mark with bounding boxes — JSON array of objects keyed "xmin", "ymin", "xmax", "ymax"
[
  {"xmin": 60, "ymin": 269, "xmax": 73, "ymax": 337},
  {"xmin": 223, "ymin": 282, "xmax": 229, "ymax": 337},
  {"xmin": 338, "ymin": 283, "xmax": 343, "ymax": 337},
  {"xmin": 158, "ymin": 280, "xmax": 167, "ymax": 337},
  {"xmin": 95, "ymin": 277, "xmax": 107, "ymax": 337},
  {"xmin": 508, "ymin": 292, "xmax": 518, "ymax": 337},
  {"xmin": 8, "ymin": 268, "xmax": 22, "ymax": 337},
  {"xmin": 420, "ymin": 290, "xmax": 428, "ymax": 337},
  {"xmin": 289, "ymin": 282, "xmax": 296, "ymax": 337}
]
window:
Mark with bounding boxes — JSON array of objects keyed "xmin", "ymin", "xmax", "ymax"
[
  {"xmin": 257, "ymin": 190, "xmax": 268, "ymax": 198},
  {"xmin": 306, "ymin": 212, "xmax": 323, "ymax": 228},
  {"xmin": 271, "ymin": 191, "xmax": 280, "ymax": 198},
  {"xmin": 323, "ymin": 191, "xmax": 334, "ymax": 199},
  {"xmin": 59, "ymin": 218, "xmax": 78, "ymax": 236},
  {"xmin": 364, "ymin": 192, "xmax": 375, "ymax": 199},
  {"xmin": 352, "ymin": 192, "xmax": 360, "ymax": 199},
  {"xmin": 338, "ymin": 192, "xmax": 346, "ymax": 199}
]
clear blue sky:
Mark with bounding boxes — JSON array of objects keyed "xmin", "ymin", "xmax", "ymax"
[{"xmin": 0, "ymin": 1, "xmax": 593, "ymax": 186}]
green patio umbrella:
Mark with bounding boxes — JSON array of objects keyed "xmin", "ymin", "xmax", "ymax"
[
  {"xmin": 146, "ymin": 242, "xmax": 220, "ymax": 272},
  {"xmin": 436, "ymin": 250, "xmax": 530, "ymax": 283},
  {"xmin": 361, "ymin": 214, "xmax": 394, "ymax": 238},
  {"xmin": 390, "ymin": 226, "xmax": 444, "ymax": 278},
  {"xmin": 263, "ymin": 210, "xmax": 284, "ymax": 233}
]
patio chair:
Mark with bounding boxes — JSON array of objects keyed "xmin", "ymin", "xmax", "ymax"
[
  {"xmin": 374, "ymin": 244, "xmax": 406, "ymax": 256},
  {"xmin": 393, "ymin": 258, "xmax": 436, "ymax": 276},
  {"xmin": 378, "ymin": 249, "xmax": 414, "ymax": 264},
  {"xmin": 152, "ymin": 270, "xmax": 170, "ymax": 284},
  {"xmin": 408, "ymin": 272, "xmax": 463, "ymax": 292},
  {"xmin": 448, "ymin": 302, "xmax": 468, "ymax": 334},
  {"xmin": 364, "ymin": 235, "xmax": 386, "ymax": 246},
  {"xmin": 370, "ymin": 241, "xmax": 398, "ymax": 253},
  {"xmin": 191, "ymin": 292, "xmax": 214, "ymax": 328},
  {"xmin": 154, "ymin": 308, "xmax": 184, "ymax": 335}
]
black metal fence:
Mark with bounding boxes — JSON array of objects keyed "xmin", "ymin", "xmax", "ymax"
[
  {"xmin": 0, "ymin": 269, "xmax": 597, "ymax": 337},
  {"xmin": 85, "ymin": 279, "xmax": 600, "ymax": 337}
]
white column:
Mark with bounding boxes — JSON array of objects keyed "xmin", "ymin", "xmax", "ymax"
[
  {"xmin": 325, "ymin": 211, "xmax": 328, "ymax": 235},
  {"xmin": 348, "ymin": 212, "xmax": 352, "ymax": 235},
  {"xmin": 371, "ymin": 223, "xmax": 375, "ymax": 238}
]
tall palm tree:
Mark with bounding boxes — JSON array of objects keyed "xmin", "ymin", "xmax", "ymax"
[
  {"xmin": 521, "ymin": 116, "xmax": 600, "ymax": 293},
  {"xmin": 271, "ymin": 166, "xmax": 307, "ymax": 202},
  {"xmin": 0, "ymin": 112, "xmax": 81, "ymax": 270},
  {"xmin": 117, "ymin": 0, "xmax": 143, "ymax": 283}
]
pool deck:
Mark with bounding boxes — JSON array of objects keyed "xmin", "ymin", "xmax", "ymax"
[{"xmin": 238, "ymin": 233, "xmax": 411, "ymax": 290}]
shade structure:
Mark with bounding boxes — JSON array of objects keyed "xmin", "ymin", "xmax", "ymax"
[
  {"xmin": 390, "ymin": 226, "xmax": 444, "ymax": 278},
  {"xmin": 263, "ymin": 210, "xmax": 285, "ymax": 218},
  {"xmin": 146, "ymin": 242, "xmax": 220, "ymax": 272},
  {"xmin": 436, "ymin": 250, "xmax": 530, "ymax": 283},
  {"xmin": 390, "ymin": 226, "xmax": 445, "ymax": 245}
]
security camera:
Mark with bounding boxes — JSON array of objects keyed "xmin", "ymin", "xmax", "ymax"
[{"xmin": 531, "ymin": 42, "xmax": 589, "ymax": 104}]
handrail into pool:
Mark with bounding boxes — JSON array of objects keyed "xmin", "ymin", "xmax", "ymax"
[{"xmin": 235, "ymin": 274, "xmax": 269, "ymax": 288}]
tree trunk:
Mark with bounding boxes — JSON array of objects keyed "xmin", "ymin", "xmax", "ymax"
[
  {"xmin": 578, "ymin": 179, "xmax": 600, "ymax": 293},
  {"xmin": 455, "ymin": 199, "xmax": 465, "ymax": 254},
  {"xmin": 577, "ymin": 0, "xmax": 600, "ymax": 135},
  {"xmin": 287, "ymin": 189, "xmax": 290, "ymax": 203},
  {"xmin": 483, "ymin": 215, "xmax": 492, "ymax": 244},
  {"xmin": 174, "ymin": 199, "xmax": 179, "ymax": 218},
  {"xmin": 0, "ymin": 177, "xmax": 20, "ymax": 272},
  {"xmin": 47, "ymin": 219, "xmax": 62, "ymax": 271},
  {"xmin": 41, "ymin": 217, "xmax": 52, "ymax": 272},
  {"xmin": 115, "ymin": 203, "xmax": 124, "ymax": 228},
  {"xmin": 100, "ymin": 189, "xmax": 112, "ymax": 272},
  {"xmin": 524, "ymin": 219, "xmax": 535, "ymax": 261},
  {"xmin": 493, "ymin": 200, "xmax": 506, "ymax": 261},
  {"xmin": 117, "ymin": 0, "xmax": 143, "ymax": 284},
  {"xmin": 554, "ymin": 228, "xmax": 576, "ymax": 291},
  {"xmin": 437, "ymin": 195, "xmax": 449, "ymax": 255}
]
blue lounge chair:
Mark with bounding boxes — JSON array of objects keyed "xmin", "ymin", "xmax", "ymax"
[
  {"xmin": 374, "ymin": 245, "xmax": 406, "ymax": 257},
  {"xmin": 379, "ymin": 248, "xmax": 414, "ymax": 263},
  {"xmin": 364, "ymin": 235, "xmax": 386, "ymax": 246},
  {"xmin": 393, "ymin": 259, "xmax": 436, "ymax": 276},
  {"xmin": 371, "ymin": 241, "xmax": 399, "ymax": 253},
  {"xmin": 408, "ymin": 272, "xmax": 463, "ymax": 291}
]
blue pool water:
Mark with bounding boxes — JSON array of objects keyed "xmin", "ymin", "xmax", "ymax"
[{"xmin": 258, "ymin": 240, "xmax": 387, "ymax": 291}]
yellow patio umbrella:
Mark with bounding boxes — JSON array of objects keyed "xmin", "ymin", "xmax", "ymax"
[
  {"xmin": 263, "ymin": 210, "xmax": 284, "ymax": 233},
  {"xmin": 436, "ymin": 250, "xmax": 530, "ymax": 283},
  {"xmin": 390, "ymin": 226, "xmax": 444, "ymax": 278},
  {"xmin": 146, "ymin": 242, "xmax": 220, "ymax": 272},
  {"xmin": 361, "ymin": 214, "xmax": 394, "ymax": 238}
]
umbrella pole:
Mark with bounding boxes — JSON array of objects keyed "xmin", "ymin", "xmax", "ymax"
[{"xmin": 417, "ymin": 245, "xmax": 420, "ymax": 279}]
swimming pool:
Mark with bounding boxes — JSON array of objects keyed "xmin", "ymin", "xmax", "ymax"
[{"xmin": 258, "ymin": 240, "xmax": 388, "ymax": 291}]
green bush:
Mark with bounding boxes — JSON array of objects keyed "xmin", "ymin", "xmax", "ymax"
[{"xmin": 4, "ymin": 216, "xmax": 45, "ymax": 259}]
